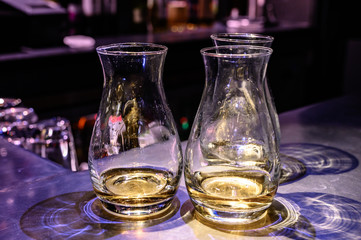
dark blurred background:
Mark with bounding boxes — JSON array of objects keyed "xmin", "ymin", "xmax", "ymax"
[{"xmin": 1, "ymin": 0, "xmax": 360, "ymax": 163}]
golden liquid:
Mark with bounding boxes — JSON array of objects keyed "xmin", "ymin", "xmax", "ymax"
[
  {"xmin": 94, "ymin": 168, "xmax": 177, "ymax": 206},
  {"xmin": 187, "ymin": 169, "xmax": 277, "ymax": 212}
]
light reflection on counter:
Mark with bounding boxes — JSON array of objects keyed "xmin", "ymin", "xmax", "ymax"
[
  {"xmin": 20, "ymin": 191, "xmax": 185, "ymax": 239},
  {"xmin": 280, "ymin": 192, "xmax": 361, "ymax": 239},
  {"xmin": 20, "ymin": 188, "xmax": 361, "ymax": 239},
  {"xmin": 180, "ymin": 196, "xmax": 315, "ymax": 239},
  {"xmin": 280, "ymin": 143, "xmax": 358, "ymax": 175},
  {"xmin": 17, "ymin": 141, "xmax": 361, "ymax": 239},
  {"xmin": 279, "ymin": 143, "xmax": 358, "ymax": 185}
]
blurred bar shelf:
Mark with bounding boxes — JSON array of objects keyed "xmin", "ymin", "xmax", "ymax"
[
  {"xmin": 0, "ymin": 21, "xmax": 317, "ymax": 140},
  {"xmin": 0, "ymin": 21, "xmax": 311, "ymax": 62}
]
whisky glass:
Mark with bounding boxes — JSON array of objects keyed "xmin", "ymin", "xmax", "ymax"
[
  {"xmin": 185, "ymin": 45, "xmax": 280, "ymax": 225},
  {"xmin": 211, "ymin": 33, "xmax": 280, "ymax": 145},
  {"xmin": 89, "ymin": 43, "xmax": 183, "ymax": 218}
]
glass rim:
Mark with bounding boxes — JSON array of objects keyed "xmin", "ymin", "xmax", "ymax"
[
  {"xmin": 210, "ymin": 33, "xmax": 274, "ymax": 44},
  {"xmin": 96, "ymin": 42, "xmax": 168, "ymax": 55},
  {"xmin": 201, "ymin": 45, "xmax": 273, "ymax": 58}
]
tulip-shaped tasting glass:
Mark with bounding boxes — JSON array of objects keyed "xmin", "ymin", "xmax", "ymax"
[
  {"xmin": 210, "ymin": 33, "xmax": 280, "ymax": 145},
  {"xmin": 89, "ymin": 43, "xmax": 183, "ymax": 218},
  {"xmin": 185, "ymin": 45, "xmax": 280, "ymax": 225}
]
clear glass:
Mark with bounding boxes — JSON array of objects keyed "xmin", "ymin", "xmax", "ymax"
[
  {"xmin": 0, "ymin": 108, "xmax": 78, "ymax": 171},
  {"xmin": 25, "ymin": 117, "xmax": 79, "ymax": 172},
  {"xmin": 211, "ymin": 33, "xmax": 280, "ymax": 145},
  {"xmin": 89, "ymin": 43, "xmax": 183, "ymax": 218},
  {"xmin": 0, "ymin": 107, "xmax": 38, "ymax": 146},
  {"xmin": 185, "ymin": 45, "xmax": 280, "ymax": 225},
  {"xmin": 0, "ymin": 98, "xmax": 22, "ymax": 109},
  {"xmin": 211, "ymin": 33, "xmax": 274, "ymax": 47}
]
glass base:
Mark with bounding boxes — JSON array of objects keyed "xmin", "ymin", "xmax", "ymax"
[
  {"xmin": 192, "ymin": 201, "xmax": 270, "ymax": 225},
  {"xmin": 100, "ymin": 199, "xmax": 173, "ymax": 219}
]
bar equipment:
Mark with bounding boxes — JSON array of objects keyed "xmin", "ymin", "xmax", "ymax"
[
  {"xmin": 0, "ymin": 0, "xmax": 67, "ymax": 49},
  {"xmin": 0, "ymin": 98, "xmax": 22, "ymax": 109},
  {"xmin": 0, "ymin": 107, "xmax": 38, "ymax": 146},
  {"xmin": 225, "ymin": 0, "xmax": 267, "ymax": 31},
  {"xmin": 167, "ymin": 0, "xmax": 189, "ymax": 31},
  {"xmin": 25, "ymin": 117, "xmax": 79, "ymax": 172},
  {"xmin": 0, "ymin": 108, "xmax": 79, "ymax": 171}
]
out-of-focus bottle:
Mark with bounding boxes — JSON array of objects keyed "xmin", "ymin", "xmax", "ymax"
[{"xmin": 167, "ymin": 0, "xmax": 189, "ymax": 31}]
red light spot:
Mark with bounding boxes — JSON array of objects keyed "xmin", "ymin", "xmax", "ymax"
[
  {"xmin": 180, "ymin": 117, "xmax": 188, "ymax": 124},
  {"xmin": 77, "ymin": 117, "xmax": 87, "ymax": 130},
  {"xmin": 109, "ymin": 115, "xmax": 122, "ymax": 123}
]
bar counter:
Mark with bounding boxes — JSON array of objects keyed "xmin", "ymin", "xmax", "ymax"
[{"xmin": 1, "ymin": 95, "xmax": 360, "ymax": 239}]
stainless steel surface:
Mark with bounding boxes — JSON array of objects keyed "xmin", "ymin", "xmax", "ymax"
[
  {"xmin": 0, "ymin": 138, "xmax": 69, "ymax": 190},
  {"xmin": 0, "ymin": 95, "xmax": 360, "ymax": 239}
]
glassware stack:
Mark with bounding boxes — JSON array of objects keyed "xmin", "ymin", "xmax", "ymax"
[{"xmin": 0, "ymin": 98, "xmax": 79, "ymax": 171}]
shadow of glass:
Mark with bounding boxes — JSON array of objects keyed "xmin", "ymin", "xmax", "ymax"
[
  {"xmin": 181, "ymin": 191, "xmax": 361, "ymax": 239},
  {"xmin": 180, "ymin": 196, "xmax": 316, "ymax": 239},
  {"xmin": 279, "ymin": 143, "xmax": 358, "ymax": 185},
  {"xmin": 280, "ymin": 152, "xmax": 307, "ymax": 185},
  {"xmin": 279, "ymin": 192, "xmax": 361, "ymax": 240},
  {"xmin": 20, "ymin": 191, "xmax": 185, "ymax": 239}
]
